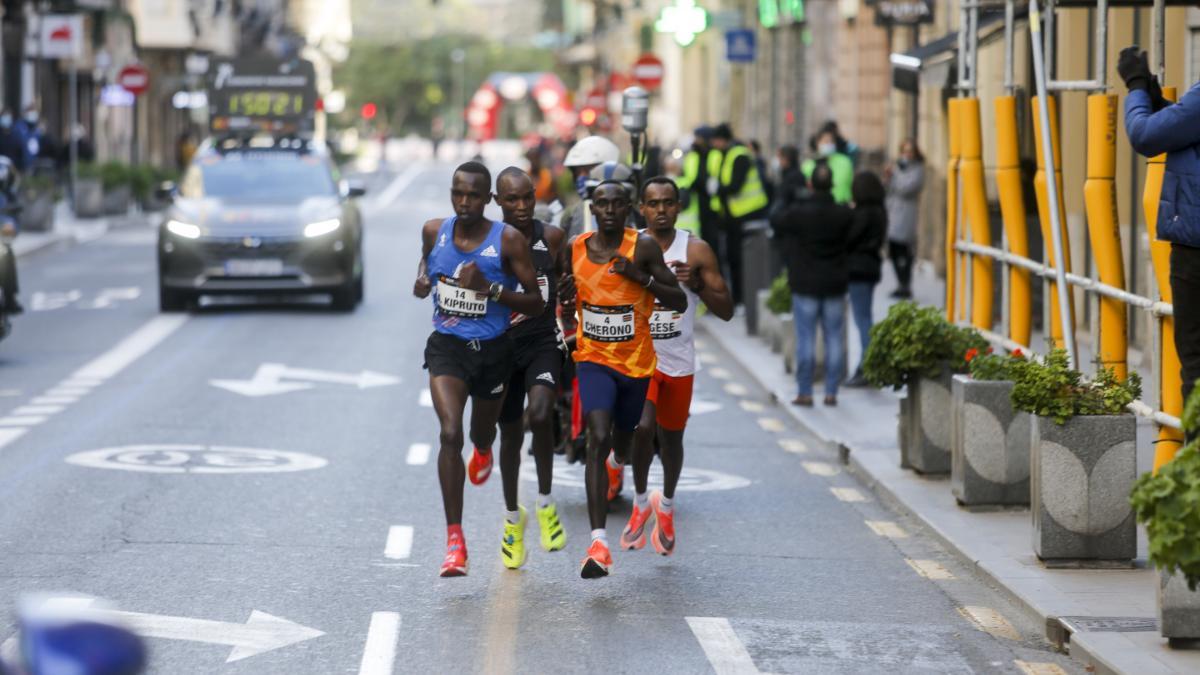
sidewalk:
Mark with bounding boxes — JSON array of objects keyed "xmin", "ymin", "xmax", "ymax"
[
  {"xmin": 701, "ymin": 268, "xmax": 1200, "ymax": 675},
  {"xmin": 11, "ymin": 202, "xmax": 150, "ymax": 258}
]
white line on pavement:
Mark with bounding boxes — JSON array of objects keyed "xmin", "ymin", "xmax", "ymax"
[
  {"xmin": 906, "ymin": 559, "xmax": 955, "ymax": 580},
  {"xmin": 385, "ymin": 526, "xmax": 413, "ymax": 560},
  {"xmin": 12, "ymin": 405, "xmax": 65, "ymax": 416},
  {"xmin": 406, "ymin": 443, "xmax": 431, "ymax": 465},
  {"xmin": 30, "ymin": 396, "xmax": 78, "ymax": 405},
  {"xmin": 738, "ymin": 400, "xmax": 765, "ymax": 413},
  {"xmin": 45, "ymin": 387, "xmax": 91, "ymax": 397},
  {"xmin": 685, "ymin": 617, "xmax": 760, "ymax": 675},
  {"xmin": 709, "ymin": 368, "xmax": 732, "ymax": 380},
  {"xmin": 1014, "ymin": 660, "xmax": 1068, "ymax": 675},
  {"xmin": 358, "ymin": 611, "xmax": 401, "ymax": 675},
  {"xmin": 368, "ymin": 164, "xmax": 424, "ymax": 215},
  {"xmin": 802, "ymin": 462, "xmax": 838, "ymax": 477},
  {"xmin": 722, "ymin": 383, "xmax": 749, "ymax": 396},
  {"xmin": 73, "ymin": 315, "xmax": 189, "ymax": 381},
  {"xmin": 778, "ymin": 438, "xmax": 808, "ymax": 454},
  {"xmin": 865, "ymin": 521, "xmax": 909, "ymax": 539},
  {"xmin": 958, "ymin": 606, "xmax": 1021, "ymax": 641},
  {"xmin": 419, "ymin": 389, "xmax": 432, "ymax": 407},
  {"xmin": 756, "ymin": 417, "xmax": 785, "ymax": 432},
  {"xmin": 0, "ymin": 416, "xmax": 48, "ymax": 427},
  {"xmin": 0, "ymin": 428, "xmax": 28, "ymax": 452},
  {"xmin": 59, "ymin": 378, "xmax": 103, "ymax": 388},
  {"xmin": 830, "ymin": 487, "xmax": 866, "ymax": 502}
]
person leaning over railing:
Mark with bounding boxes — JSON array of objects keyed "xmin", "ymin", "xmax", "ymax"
[{"xmin": 1120, "ymin": 45, "xmax": 1200, "ymax": 427}]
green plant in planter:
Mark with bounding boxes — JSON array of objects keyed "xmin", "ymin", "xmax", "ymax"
[
  {"xmin": 1131, "ymin": 384, "xmax": 1200, "ymax": 590},
  {"xmin": 97, "ymin": 162, "xmax": 130, "ymax": 191},
  {"xmin": 766, "ymin": 273, "xmax": 791, "ymax": 315},
  {"xmin": 861, "ymin": 302, "xmax": 987, "ymax": 389},
  {"xmin": 1010, "ymin": 348, "xmax": 1142, "ymax": 424},
  {"xmin": 967, "ymin": 347, "xmax": 1028, "ymax": 381},
  {"xmin": 128, "ymin": 165, "xmax": 160, "ymax": 202},
  {"xmin": 20, "ymin": 173, "xmax": 62, "ymax": 200}
]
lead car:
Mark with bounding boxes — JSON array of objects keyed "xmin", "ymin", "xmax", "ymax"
[{"xmin": 155, "ymin": 135, "xmax": 366, "ymax": 312}]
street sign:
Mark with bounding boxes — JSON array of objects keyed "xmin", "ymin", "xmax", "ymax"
[
  {"xmin": 210, "ymin": 363, "xmax": 401, "ymax": 397},
  {"xmin": 726, "ymin": 29, "xmax": 757, "ymax": 63},
  {"xmin": 33, "ymin": 14, "xmax": 84, "ymax": 59},
  {"xmin": 871, "ymin": 0, "xmax": 935, "ymax": 26},
  {"xmin": 631, "ymin": 54, "xmax": 665, "ymax": 91},
  {"xmin": 117, "ymin": 64, "xmax": 150, "ymax": 96}
]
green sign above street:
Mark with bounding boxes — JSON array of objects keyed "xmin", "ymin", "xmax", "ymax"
[
  {"xmin": 759, "ymin": 0, "xmax": 804, "ymax": 28},
  {"xmin": 656, "ymin": 0, "xmax": 709, "ymax": 47}
]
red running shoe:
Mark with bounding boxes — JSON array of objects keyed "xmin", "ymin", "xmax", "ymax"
[
  {"xmin": 440, "ymin": 534, "xmax": 468, "ymax": 577},
  {"xmin": 619, "ymin": 503, "xmax": 651, "ymax": 550},
  {"xmin": 649, "ymin": 491, "xmax": 675, "ymax": 556},
  {"xmin": 606, "ymin": 458, "xmax": 624, "ymax": 501},
  {"xmin": 468, "ymin": 447, "xmax": 493, "ymax": 485},
  {"xmin": 580, "ymin": 539, "xmax": 613, "ymax": 579}
]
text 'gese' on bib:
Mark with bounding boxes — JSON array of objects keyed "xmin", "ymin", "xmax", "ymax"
[{"xmin": 650, "ymin": 303, "xmax": 684, "ymax": 340}]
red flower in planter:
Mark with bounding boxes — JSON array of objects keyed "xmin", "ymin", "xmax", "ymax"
[
  {"xmin": 965, "ymin": 348, "xmax": 979, "ymax": 363},
  {"xmin": 1011, "ymin": 348, "xmax": 1025, "ymax": 358}
]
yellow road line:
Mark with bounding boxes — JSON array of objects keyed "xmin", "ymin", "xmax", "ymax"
[
  {"xmin": 757, "ymin": 417, "xmax": 785, "ymax": 432},
  {"xmin": 865, "ymin": 521, "xmax": 909, "ymax": 539},
  {"xmin": 830, "ymin": 487, "xmax": 866, "ymax": 502},
  {"xmin": 739, "ymin": 400, "xmax": 766, "ymax": 413},
  {"xmin": 802, "ymin": 462, "xmax": 838, "ymax": 477},
  {"xmin": 957, "ymin": 606, "xmax": 1021, "ymax": 641},
  {"xmin": 1014, "ymin": 661, "xmax": 1068, "ymax": 675},
  {"xmin": 778, "ymin": 439, "xmax": 808, "ymax": 454},
  {"xmin": 905, "ymin": 559, "xmax": 955, "ymax": 580}
]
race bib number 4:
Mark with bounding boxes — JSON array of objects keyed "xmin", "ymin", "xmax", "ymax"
[
  {"xmin": 581, "ymin": 302, "xmax": 635, "ymax": 342},
  {"xmin": 650, "ymin": 306, "xmax": 683, "ymax": 340},
  {"xmin": 437, "ymin": 276, "xmax": 488, "ymax": 318}
]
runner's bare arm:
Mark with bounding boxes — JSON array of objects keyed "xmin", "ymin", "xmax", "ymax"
[
  {"xmin": 635, "ymin": 233, "xmax": 687, "ymax": 312},
  {"xmin": 498, "ymin": 224, "xmax": 547, "ymax": 317},
  {"xmin": 686, "ymin": 237, "xmax": 734, "ymax": 321},
  {"xmin": 558, "ymin": 234, "xmax": 576, "ymax": 304},
  {"xmin": 544, "ymin": 223, "xmax": 567, "ymax": 277},
  {"xmin": 413, "ymin": 218, "xmax": 441, "ymax": 298}
]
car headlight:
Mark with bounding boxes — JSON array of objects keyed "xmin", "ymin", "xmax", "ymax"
[
  {"xmin": 304, "ymin": 218, "xmax": 341, "ymax": 238},
  {"xmin": 165, "ymin": 219, "xmax": 202, "ymax": 239}
]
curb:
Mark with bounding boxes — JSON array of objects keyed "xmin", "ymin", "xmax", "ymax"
[{"xmin": 12, "ymin": 231, "xmax": 69, "ymax": 259}]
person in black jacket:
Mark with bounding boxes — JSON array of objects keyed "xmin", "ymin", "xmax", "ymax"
[
  {"xmin": 845, "ymin": 172, "xmax": 887, "ymax": 387},
  {"xmin": 770, "ymin": 162, "xmax": 852, "ymax": 407}
]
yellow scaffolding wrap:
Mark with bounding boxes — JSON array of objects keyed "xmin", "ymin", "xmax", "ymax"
[
  {"xmin": 958, "ymin": 98, "xmax": 995, "ymax": 329},
  {"xmin": 994, "ymin": 95, "xmax": 1032, "ymax": 346},
  {"xmin": 1030, "ymin": 95, "xmax": 1076, "ymax": 349},
  {"xmin": 1083, "ymin": 94, "xmax": 1127, "ymax": 380},
  {"xmin": 1147, "ymin": 88, "xmax": 1185, "ymax": 470},
  {"xmin": 946, "ymin": 99, "xmax": 963, "ymax": 322}
]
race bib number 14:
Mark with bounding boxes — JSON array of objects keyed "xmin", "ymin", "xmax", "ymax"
[
  {"xmin": 437, "ymin": 276, "xmax": 488, "ymax": 318},
  {"xmin": 581, "ymin": 303, "xmax": 635, "ymax": 342}
]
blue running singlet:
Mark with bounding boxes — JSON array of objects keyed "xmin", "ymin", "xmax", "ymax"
[{"xmin": 427, "ymin": 217, "xmax": 515, "ymax": 341}]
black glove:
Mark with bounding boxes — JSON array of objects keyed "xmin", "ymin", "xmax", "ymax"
[
  {"xmin": 1117, "ymin": 46, "xmax": 1152, "ymax": 91},
  {"xmin": 1149, "ymin": 75, "xmax": 1169, "ymax": 111}
]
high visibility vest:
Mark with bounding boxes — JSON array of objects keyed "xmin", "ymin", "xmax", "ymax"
[
  {"xmin": 707, "ymin": 148, "xmax": 725, "ymax": 214},
  {"xmin": 720, "ymin": 145, "xmax": 770, "ymax": 219},
  {"xmin": 802, "ymin": 153, "xmax": 854, "ymax": 205},
  {"xmin": 676, "ymin": 150, "xmax": 701, "ymax": 234}
]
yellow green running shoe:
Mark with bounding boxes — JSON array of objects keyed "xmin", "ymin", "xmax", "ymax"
[
  {"xmin": 501, "ymin": 506, "xmax": 527, "ymax": 570},
  {"xmin": 537, "ymin": 502, "xmax": 566, "ymax": 552}
]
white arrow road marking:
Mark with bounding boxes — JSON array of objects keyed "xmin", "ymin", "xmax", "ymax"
[
  {"xmin": 406, "ymin": 443, "xmax": 431, "ymax": 465},
  {"xmin": 358, "ymin": 612, "xmax": 401, "ymax": 675},
  {"xmin": 211, "ymin": 363, "xmax": 401, "ymax": 397},
  {"xmin": 385, "ymin": 526, "xmax": 413, "ymax": 560},
  {"xmin": 686, "ymin": 617, "xmax": 760, "ymax": 674},
  {"xmin": 101, "ymin": 608, "xmax": 324, "ymax": 663}
]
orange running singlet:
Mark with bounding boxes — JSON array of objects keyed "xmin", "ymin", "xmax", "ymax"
[{"xmin": 572, "ymin": 229, "xmax": 657, "ymax": 379}]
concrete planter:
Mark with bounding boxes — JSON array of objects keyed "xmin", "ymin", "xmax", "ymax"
[
  {"xmin": 757, "ymin": 306, "xmax": 780, "ymax": 351},
  {"xmin": 18, "ymin": 191, "xmax": 54, "ymax": 232},
  {"xmin": 1031, "ymin": 414, "xmax": 1137, "ymax": 562},
  {"xmin": 751, "ymin": 288, "xmax": 771, "ymax": 336},
  {"xmin": 951, "ymin": 376, "xmax": 1031, "ymax": 506},
  {"xmin": 780, "ymin": 313, "xmax": 795, "ymax": 374},
  {"xmin": 899, "ymin": 395, "xmax": 911, "ymax": 469},
  {"xmin": 73, "ymin": 178, "xmax": 103, "ymax": 218},
  {"xmin": 102, "ymin": 185, "xmax": 131, "ymax": 216},
  {"xmin": 1159, "ymin": 569, "xmax": 1200, "ymax": 641},
  {"xmin": 903, "ymin": 370, "xmax": 954, "ymax": 474}
]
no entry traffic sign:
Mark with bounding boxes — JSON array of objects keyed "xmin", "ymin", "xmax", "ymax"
[
  {"xmin": 631, "ymin": 54, "xmax": 665, "ymax": 91},
  {"xmin": 117, "ymin": 63, "xmax": 151, "ymax": 96}
]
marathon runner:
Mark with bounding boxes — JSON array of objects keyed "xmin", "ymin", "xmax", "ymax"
[
  {"xmin": 493, "ymin": 167, "xmax": 568, "ymax": 568},
  {"xmin": 620, "ymin": 177, "xmax": 734, "ymax": 557},
  {"xmin": 413, "ymin": 161, "xmax": 545, "ymax": 577},
  {"xmin": 564, "ymin": 180, "xmax": 687, "ymax": 578}
]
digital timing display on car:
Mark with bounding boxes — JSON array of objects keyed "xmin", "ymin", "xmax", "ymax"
[{"xmin": 208, "ymin": 57, "xmax": 317, "ymax": 133}]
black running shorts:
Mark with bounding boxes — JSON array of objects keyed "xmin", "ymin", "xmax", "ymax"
[
  {"xmin": 498, "ymin": 331, "xmax": 564, "ymax": 423},
  {"xmin": 424, "ymin": 331, "xmax": 514, "ymax": 400}
]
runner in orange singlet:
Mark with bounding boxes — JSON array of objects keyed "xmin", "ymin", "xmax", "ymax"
[{"xmin": 562, "ymin": 180, "xmax": 686, "ymax": 578}]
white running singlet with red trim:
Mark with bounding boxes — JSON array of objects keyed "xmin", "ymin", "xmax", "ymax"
[{"xmin": 649, "ymin": 229, "xmax": 699, "ymax": 377}]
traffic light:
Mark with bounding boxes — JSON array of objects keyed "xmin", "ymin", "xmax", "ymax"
[
  {"xmin": 361, "ymin": 102, "xmax": 378, "ymax": 120},
  {"xmin": 579, "ymin": 107, "xmax": 598, "ymax": 126}
]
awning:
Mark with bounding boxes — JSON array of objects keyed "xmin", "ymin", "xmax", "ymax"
[{"xmin": 890, "ymin": 9, "xmax": 1017, "ymax": 93}]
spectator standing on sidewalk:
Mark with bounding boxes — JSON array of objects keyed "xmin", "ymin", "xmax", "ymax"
[
  {"xmin": 710, "ymin": 123, "xmax": 770, "ymax": 306},
  {"xmin": 884, "ymin": 139, "xmax": 925, "ymax": 299},
  {"xmin": 1120, "ymin": 46, "xmax": 1200, "ymax": 423},
  {"xmin": 771, "ymin": 145, "xmax": 804, "ymax": 214},
  {"xmin": 749, "ymin": 140, "xmax": 774, "ymax": 205},
  {"xmin": 688, "ymin": 126, "xmax": 722, "ymax": 252},
  {"xmin": 770, "ymin": 162, "xmax": 852, "ymax": 407},
  {"xmin": 845, "ymin": 171, "xmax": 887, "ymax": 388},
  {"xmin": 0, "ymin": 111, "xmax": 23, "ymax": 171},
  {"xmin": 802, "ymin": 128, "xmax": 853, "ymax": 205}
]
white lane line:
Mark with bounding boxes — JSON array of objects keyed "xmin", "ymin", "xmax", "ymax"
[
  {"xmin": 12, "ymin": 405, "xmax": 65, "ymax": 416},
  {"xmin": 72, "ymin": 315, "xmax": 189, "ymax": 381},
  {"xmin": 709, "ymin": 368, "xmax": 732, "ymax": 380},
  {"xmin": 699, "ymin": 352, "xmax": 719, "ymax": 365},
  {"xmin": 59, "ymin": 378, "xmax": 102, "ymax": 388},
  {"xmin": 802, "ymin": 462, "xmax": 838, "ymax": 477},
  {"xmin": 358, "ymin": 611, "xmax": 401, "ymax": 675},
  {"xmin": 958, "ymin": 606, "xmax": 1021, "ymax": 641},
  {"xmin": 0, "ymin": 416, "xmax": 48, "ymax": 427},
  {"xmin": 830, "ymin": 487, "xmax": 866, "ymax": 502},
  {"xmin": 419, "ymin": 389, "xmax": 432, "ymax": 407},
  {"xmin": 0, "ymin": 428, "xmax": 28, "ymax": 451},
  {"xmin": 31, "ymin": 396, "xmax": 78, "ymax": 405},
  {"xmin": 406, "ymin": 443, "xmax": 431, "ymax": 466},
  {"xmin": 738, "ymin": 400, "xmax": 766, "ymax": 413},
  {"xmin": 723, "ymin": 382, "xmax": 748, "ymax": 396},
  {"xmin": 368, "ymin": 164, "xmax": 424, "ymax": 214},
  {"xmin": 1015, "ymin": 661, "xmax": 1068, "ymax": 675},
  {"xmin": 756, "ymin": 417, "xmax": 785, "ymax": 432},
  {"xmin": 385, "ymin": 526, "xmax": 414, "ymax": 560},
  {"xmin": 906, "ymin": 559, "xmax": 955, "ymax": 580},
  {"xmin": 865, "ymin": 521, "xmax": 909, "ymax": 539},
  {"xmin": 686, "ymin": 617, "xmax": 760, "ymax": 674},
  {"xmin": 778, "ymin": 438, "xmax": 808, "ymax": 454},
  {"xmin": 46, "ymin": 387, "xmax": 90, "ymax": 397}
]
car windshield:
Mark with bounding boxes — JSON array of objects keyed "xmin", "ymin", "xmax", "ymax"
[{"xmin": 180, "ymin": 154, "xmax": 336, "ymax": 202}]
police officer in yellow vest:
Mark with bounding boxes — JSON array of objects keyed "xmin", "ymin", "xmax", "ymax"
[
  {"xmin": 675, "ymin": 127, "xmax": 714, "ymax": 238},
  {"xmin": 709, "ymin": 123, "xmax": 770, "ymax": 306}
]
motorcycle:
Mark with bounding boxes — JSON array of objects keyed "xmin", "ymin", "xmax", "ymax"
[
  {"xmin": 0, "ymin": 595, "xmax": 146, "ymax": 675},
  {"xmin": 0, "ymin": 200, "xmax": 23, "ymax": 344}
]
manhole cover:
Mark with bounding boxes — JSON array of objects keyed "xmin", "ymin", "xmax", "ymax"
[{"xmin": 1058, "ymin": 616, "xmax": 1159, "ymax": 633}]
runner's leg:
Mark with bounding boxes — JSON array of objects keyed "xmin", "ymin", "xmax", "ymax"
[
  {"xmin": 431, "ymin": 374, "xmax": 470, "ymax": 525},
  {"xmin": 585, "ymin": 408, "xmax": 614, "ymax": 530},
  {"xmin": 526, "ymin": 384, "xmax": 557, "ymax": 498},
  {"xmin": 497, "ymin": 370, "xmax": 526, "ymax": 513},
  {"xmin": 631, "ymin": 400, "xmax": 657, "ymax": 496},
  {"xmin": 658, "ymin": 429, "xmax": 685, "ymax": 500}
]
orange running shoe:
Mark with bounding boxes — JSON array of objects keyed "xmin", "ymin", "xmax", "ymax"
[
  {"xmin": 440, "ymin": 534, "xmax": 469, "ymax": 577},
  {"xmin": 606, "ymin": 458, "xmax": 624, "ymax": 501},
  {"xmin": 649, "ymin": 491, "xmax": 675, "ymax": 556},
  {"xmin": 468, "ymin": 447, "xmax": 493, "ymax": 485},
  {"xmin": 619, "ymin": 503, "xmax": 651, "ymax": 550},
  {"xmin": 580, "ymin": 539, "xmax": 613, "ymax": 579}
]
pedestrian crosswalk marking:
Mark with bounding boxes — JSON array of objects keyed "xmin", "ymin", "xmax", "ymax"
[
  {"xmin": 778, "ymin": 438, "xmax": 808, "ymax": 454},
  {"xmin": 905, "ymin": 559, "xmax": 955, "ymax": 580},
  {"xmin": 1014, "ymin": 661, "xmax": 1068, "ymax": 675},
  {"xmin": 419, "ymin": 389, "xmax": 432, "ymax": 407},
  {"xmin": 31, "ymin": 396, "xmax": 77, "ymax": 406},
  {"xmin": 385, "ymin": 526, "xmax": 414, "ymax": 559},
  {"xmin": 0, "ymin": 416, "xmax": 48, "ymax": 427},
  {"xmin": 358, "ymin": 611, "xmax": 401, "ymax": 675},
  {"xmin": 802, "ymin": 462, "xmax": 838, "ymax": 477},
  {"xmin": 757, "ymin": 417, "xmax": 785, "ymax": 432},
  {"xmin": 739, "ymin": 400, "xmax": 765, "ymax": 413},
  {"xmin": 12, "ymin": 405, "xmax": 64, "ymax": 416},
  {"xmin": 709, "ymin": 367, "xmax": 732, "ymax": 380},
  {"xmin": 865, "ymin": 521, "xmax": 909, "ymax": 539},
  {"xmin": 406, "ymin": 443, "xmax": 431, "ymax": 466},
  {"xmin": 722, "ymin": 382, "xmax": 748, "ymax": 396},
  {"xmin": 0, "ymin": 428, "xmax": 27, "ymax": 452},
  {"xmin": 957, "ymin": 606, "xmax": 1020, "ymax": 641},
  {"xmin": 685, "ymin": 617, "xmax": 761, "ymax": 675},
  {"xmin": 830, "ymin": 487, "xmax": 866, "ymax": 502}
]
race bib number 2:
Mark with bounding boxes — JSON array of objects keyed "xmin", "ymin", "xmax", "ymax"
[
  {"xmin": 581, "ymin": 303, "xmax": 635, "ymax": 342},
  {"xmin": 650, "ymin": 306, "xmax": 683, "ymax": 340},
  {"xmin": 437, "ymin": 276, "xmax": 487, "ymax": 318}
]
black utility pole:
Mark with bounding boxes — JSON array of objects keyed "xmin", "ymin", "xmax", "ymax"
[{"xmin": 1, "ymin": 0, "xmax": 26, "ymax": 114}]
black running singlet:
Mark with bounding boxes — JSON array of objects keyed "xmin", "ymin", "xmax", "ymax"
[{"xmin": 509, "ymin": 219, "xmax": 558, "ymax": 339}]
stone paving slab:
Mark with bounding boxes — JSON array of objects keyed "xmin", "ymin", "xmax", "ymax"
[{"xmin": 700, "ymin": 312, "xmax": 1200, "ymax": 675}]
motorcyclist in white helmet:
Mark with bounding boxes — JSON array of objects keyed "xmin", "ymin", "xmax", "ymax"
[{"xmin": 557, "ymin": 136, "xmax": 620, "ymax": 236}]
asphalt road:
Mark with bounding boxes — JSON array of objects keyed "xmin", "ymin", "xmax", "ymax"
[{"xmin": 0, "ymin": 158, "xmax": 1083, "ymax": 674}]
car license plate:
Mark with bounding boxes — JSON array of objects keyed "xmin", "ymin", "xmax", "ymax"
[{"xmin": 224, "ymin": 259, "xmax": 283, "ymax": 276}]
